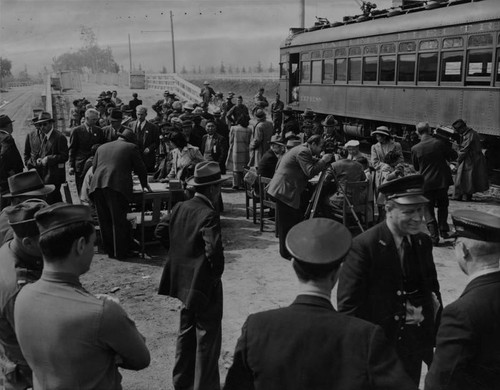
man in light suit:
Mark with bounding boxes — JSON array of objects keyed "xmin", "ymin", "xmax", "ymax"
[
  {"xmin": 89, "ymin": 129, "xmax": 149, "ymax": 259},
  {"xmin": 338, "ymin": 175, "xmax": 442, "ymax": 386},
  {"xmin": 224, "ymin": 218, "xmax": 417, "ymax": 390},
  {"xmin": 24, "ymin": 112, "xmax": 68, "ymax": 204},
  {"xmin": 425, "ymin": 210, "xmax": 500, "ymax": 390},
  {"xmin": 69, "ymin": 109, "xmax": 106, "ymax": 195},
  {"xmin": 267, "ymin": 135, "xmax": 332, "ymax": 259},
  {"xmin": 157, "ymin": 161, "xmax": 226, "ymax": 390},
  {"xmin": 130, "ymin": 105, "xmax": 160, "ymax": 172}
]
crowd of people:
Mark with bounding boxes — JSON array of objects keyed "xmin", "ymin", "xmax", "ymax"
[{"xmin": 0, "ymin": 82, "xmax": 497, "ymax": 390}]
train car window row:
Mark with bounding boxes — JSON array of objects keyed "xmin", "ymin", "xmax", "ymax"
[{"xmin": 290, "ymin": 31, "xmax": 499, "ymax": 87}]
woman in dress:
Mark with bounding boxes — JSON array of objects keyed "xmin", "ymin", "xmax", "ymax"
[{"xmin": 226, "ymin": 115, "xmax": 252, "ymax": 190}]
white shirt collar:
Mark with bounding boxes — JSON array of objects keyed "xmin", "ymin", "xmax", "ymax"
[
  {"xmin": 469, "ymin": 267, "xmax": 500, "ymax": 282},
  {"xmin": 45, "ymin": 128, "xmax": 54, "ymax": 139}
]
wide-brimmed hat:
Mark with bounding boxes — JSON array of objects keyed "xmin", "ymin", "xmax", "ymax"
[
  {"xmin": 0, "ymin": 115, "xmax": 14, "ymax": 128},
  {"xmin": 109, "ymin": 109, "xmax": 123, "ymax": 121},
  {"xmin": 34, "ymin": 112, "xmax": 54, "ymax": 125},
  {"xmin": 301, "ymin": 108, "xmax": 314, "ymax": 119},
  {"xmin": 186, "ymin": 161, "xmax": 228, "ymax": 187},
  {"xmin": 344, "ymin": 140, "xmax": 360, "ymax": 148},
  {"xmin": 4, "ymin": 171, "xmax": 55, "ymax": 198},
  {"xmin": 121, "ymin": 105, "xmax": 133, "ymax": 114},
  {"xmin": 118, "ymin": 129, "xmax": 137, "ymax": 144},
  {"xmin": 212, "ymin": 108, "xmax": 222, "ymax": 117},
  {"xmin": 379, "ymin": 175, "xmax": 429, "ymax": 205},
  {"xmin": 255, "ymin": 109, "xmax": 266, "ymax": 119},
  {"xmin": 286, "ymin": 218, "xmax": 352, "ymax": 265},
  {"xmin": 372, "ymin": 126, "xmax": 391, "ymax": 138},
  {"xmin": 322, "ymin": 115, "xmax": 337, "ymax": 127},
  {"xmin": 270, "ymin": 134, "xmax": 285, "ymax": 146},
  {"xmin": 184, "ymin": 103, "xmax": 195, "ymax": 112}
]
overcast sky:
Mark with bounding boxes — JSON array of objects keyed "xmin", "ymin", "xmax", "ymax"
[{"xmin": 1, "ymin": 0, "xmax": 393, "ymax": 75}]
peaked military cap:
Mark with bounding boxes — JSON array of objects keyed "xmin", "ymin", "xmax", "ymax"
[
  {"xmin": 378, "ymin": 175, "xmax": 429, "ymax": 205},
  {"xmin": 35, "ymin": 203, "xmax": 93, "ymax": 236},
  {"xmin": 452, "ymin": 210, "xmax": 500, "ymax": 242}
]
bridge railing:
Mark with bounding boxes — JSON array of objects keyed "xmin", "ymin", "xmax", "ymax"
[{"xmin": 145, "ymin": 74, "xmax": 202, "ymax": 103}]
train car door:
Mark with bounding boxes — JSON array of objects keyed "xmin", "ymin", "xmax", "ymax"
[{"xmin": 289, "ymin": 53, "xmax": 299, "ymax": 103}]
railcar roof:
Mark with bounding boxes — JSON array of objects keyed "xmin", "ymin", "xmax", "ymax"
[{"xmin": 283, "ymin": 0, "xmax": 500, "ymax": 48}]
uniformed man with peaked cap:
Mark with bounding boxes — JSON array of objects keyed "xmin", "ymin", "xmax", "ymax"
[
  {"xmin": 338, "ymin": 175, "xmax": 442, "ymax": 386},
  {"xmin": 225, "ymin": 218, "xmax": 416, "ymax": 390},
  {"xmin": 14, "ymin": 203, "xmax": 150, "ymax": 390},
  {"xmin": 425, "ymin": 210, "xmax": 500, "ymax": 390}
]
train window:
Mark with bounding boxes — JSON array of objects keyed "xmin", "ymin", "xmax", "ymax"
[
  {"xmin": 323, "ymin": 50, "xmax": 333, "ymax": 58},
  {"xmin": 381, "ymin": 44, "xmax": 396, "ymax": 54},
  {"xmin": 419, "ymin": 40, "xmax": 438, "ymax": 51},
  {"xmin": 349, "ymin": 47, "xmax": 361, "ymax": 56},
  {"xmin": 311, "ymin": 51, "xmax": 321, "ymax": 59},
  {"xmin": 466, "ymin": 49, "xmax": 492, "ymax": 86},
  {"xmin": 441, "ymin": 51, "xmax": 463, "ymax": 82},
  {"xmin": 380, "ymin": 55, "xmax": 396, "ymax": 82},
  {"xmin": 335, "ymin": 48, "xmax": 347, "ymax": 57},
  {"xmin": 398, "ymin": 54, "xmax": 416, "ymax": 82},
  {"xmin": 335, "ymin": 58, "xmax": 347, "ymax": 82},
  {"xmin": 301, "ymin": 61, "xmax": 311, "ymax": 83},
  {"xmin": 399, "ymin": 42, "xmax": 416, "ymax": 53},
  {"xmin": 348, "ymin": 58, "xmax": 361, "ymax": 81},
  {"xmin": 311, "ymin": 60, "xmax": 322, "ymax": 83},
  {"xmin": 280, "ymin": 62, "xmax": 289, "ymax": 79},
  {"xmin": 363, "ymin": 57, "xmax": 377, "ymax": 82},
  {"xmin": 324, "ymin": 60, "xmax": 334, "ymax": 82},
  {"xmin": 364, "ymin": 45, "xmax": 378, "ymax": 55},
  {"xmin": 301, "ymin": 52, "xmax": 310, "ymax": 61},
  {"xmin": 418, "ymin": 52, "xmax": 438, "ymax": 82},
  {"xmin": 468, "ymin": 34, "xmax": 493, "ymax": 48},
  {"xmin": 280, "ymin": 54, "xmax": 288, "ymax": 63},
  {"xmin": 443, "ymin": 37, "xmax": 463, "ymax": 49}
]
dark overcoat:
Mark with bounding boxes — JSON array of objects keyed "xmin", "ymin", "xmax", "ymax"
[
  {"xmin": 425, "ymin": 272, "xmax": 500, "ymax": 390},
  {"xmin": 455, "ymin": 127, "xmax": 489, "ymax": 194},
  {"xmin": 129, "ymin": 120, "xmax": 160, "ymax": 172},
  {"xmin": 200, "ymin": 133, "xmax": 228, "ymax": 174},
  {"xmin": 224, "ymin": 294, "xmax": 417, "ymax": 390},
  {"xmin": 69, "ymin": 124, "xmax": 105, "ymax": 174}
]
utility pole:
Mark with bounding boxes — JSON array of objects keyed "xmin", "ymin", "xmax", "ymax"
[
  {"xmin": 300, "ymin": 0, "xmax": 305, "ymax": 28},
  {"xmin": 128, "ymin": 34, "xmax": 133, "ymax": 72},
  {"xmin": 141, "ymin": 10, "xmax": 176, "ymax": 73}
]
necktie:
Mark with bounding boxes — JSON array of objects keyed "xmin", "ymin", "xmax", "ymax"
[{"xmin": 401, "ymin": 236, "xmax": 413, "ymax": 277}]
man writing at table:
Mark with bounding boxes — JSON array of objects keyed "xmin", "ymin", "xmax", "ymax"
[{"xmin": 89, "ymin": 129, "xmax": 150, "ymax": 260}]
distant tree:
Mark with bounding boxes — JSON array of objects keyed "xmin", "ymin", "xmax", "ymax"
[
  {"xmin": 256, "ymin": 60, "xmax": 263, "ymax": 73},
  {"xmin": 268, "ymin": 63, "xmax": 274, "ymax": 73},
  {"xmin": 139, "ymin": 63, "xmax": 142, "ymax": 71},
  {"xmin": 191, "ymin": 65, "xmax": 196, "ymax": 74},
  {"xmin": 241, "ymin": 66, "xmax": 246, "ymax": 73},
  {"xmin": 198, "ymin": 65, "xmax": 202, "ymax": 74},
  {"xmin": 181, "ymin": 65, "xmax": 187, "ymax": 74},
  {"xmin": 210, "ymin": 66, "xmax": 216, "ymax": 74},
  {"xmin": 162, "ymin": 66, "xmax": 168, "ymax": 74},
  {"xmin": 0, "ymin": 58, "xmax": 12, "ymax": 79},
  {"xmin": 219, "ymin": 61, "xmax": 226, "ymax": 74},
  {"xmin": 228, "ymin": 65, "xmax": 233, "ymax": 74},
  {"xmin": 235, "ymin": 66, "xmax": 240, "ymax": 73}
]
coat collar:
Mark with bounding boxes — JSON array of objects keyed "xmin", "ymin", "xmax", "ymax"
[
  {"xmin": 461, "ymin": 271, "xmax": 500, "ymax": 298},
  {"xmin": 292, "ymin": 294, "xmax": 334, "ymax": 310}
]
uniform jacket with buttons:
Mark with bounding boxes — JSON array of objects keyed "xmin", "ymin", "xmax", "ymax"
[{"xmin": 337, "ymin": 221, "xmax": 442, "ymax": 355}]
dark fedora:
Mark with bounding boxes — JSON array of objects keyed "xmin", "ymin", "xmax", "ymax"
[
  {"xmin": 118, "ymin": 129, "xmax": 137, "ymax": 144},
  {"xmin": 4, "ymin": 171, "xmax": 55, "ymax": 198},
  {"xmin": 186, "ymin": 161, "xmax": 227, "ymax": 187},
  {"xmin": 322, "ymin": 115, "xmax": 338, "ymax": 127},
  {"xmin": 34, "ymin": 112, "xmax": 54, "ymax": 125},
  {"xmin": 286, "ymin": 218, "xmax": 352, "ymax": 265},
  {"xmin": 452, "ymin": 210, "xmax": 500, "ymax": 243},
  {"xmin": 270, "ymin": 134, "xmax": 285, "ymax": 146},
  {"xmin": 301, "ymin": 108, "xmax": 315, "ymax": 119},
  {"xmin": 0, "ymin": 115, "xmax": 14, "ymax": 128},
  {"xmin": 283, "ymin": 106, "xmax": 294, "ymax": 115},
  {"xmin": 109, "ymin": 109, "xmax": 123, "ymax": 121}
]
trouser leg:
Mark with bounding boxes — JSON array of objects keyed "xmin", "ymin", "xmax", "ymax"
[
  {"xmin": 423, "ymin": 190, "xmax": 439, "ymax": 243},
  {"xmin": 435, "ymin": 188, "xmax": 450, "ymax": 234},
  {"xmin": 396, "ymin": 326, "xmax": 425, "ymax": 387},
  {"xmin": 75, "ymin": 172, "xmax": 84, "ymax": 196},
  {"xmin": 104, "ymin": 189, "xmax": 130, "ymax": 258},
  {"xmin": 193, "ymin": 282, "xmax": 223, "ymax": 390},
  {"xmin": 173, "ymin": 307, "xmax": 197, "ymax": 390},
  {"xmin": 276, "ymin": 200, "xmax": 303, "ymax": 260},
  {"xmin": 92, "ymin": 189, "xmax": 114, "ymax": 256}
]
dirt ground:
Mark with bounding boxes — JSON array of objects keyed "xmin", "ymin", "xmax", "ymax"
[{"xmin": 2, "ymin": 84, "xmax": 500, "ymax": 389}]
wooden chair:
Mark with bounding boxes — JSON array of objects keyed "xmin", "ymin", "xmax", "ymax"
[
  {"xmin": 331, "ymin": 180, "xmax": 369, "ymax": 232},
  {"xmin": 243, "ymin": 167, "xmax": 260, "ymax": 224},
  {"xmin": 258, "ymin": 176, "xmax": 278, "ymax": 236}
]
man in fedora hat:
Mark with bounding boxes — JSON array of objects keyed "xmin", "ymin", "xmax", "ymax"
[
  {"xmin": 157, "ymin": 161, "xmax": 227, "ymax": 390},
  {"xmin": 69, "ymin": 109, "xmax": 106, "ymax": 195},
  {"xmin": 270, "ymin": 92, "xmax": 284, "ymax": 132},
  {"xmin": 130, "ymin": 105, "xmax": 160, "ymax": 173},
  {"xmin": 257, "ymin": 135, "xmax": 285, "ymax": 179},
  {"xmin": 425, "ymin": 210, "xmax": 500, "ymax": 390},
  {"xmin": 0, "ymin": 115, "xmax": 24, "ymax": 202},
  {"xmin": 24, "ymin": 111, "xmax": 68, "ymax": 204},
  {"xmin": 89, "ymin": 129, "xmax": 150, "ymax": 260},
  {"xmin": 102, "ymin": 109, "xmax": 129, "ymax": 142},
  {"xmin": 338, "ymin": 175, "xmax": 442, "ymax": 386},
  {"xmin": 224, "ymin": 218, "xmax": 416, "ymax": 390},
  {"xmin": 14, "ymin": 204, "xmax": 150, "ymax": 389},
  {"xmin": 221, "ymin": 92, "xmax": 235, "ymax": 128},
  {"xmin": 200, "ymin": 81, "xmax": 216, "ymax": 111},
  {"xmin": 249, "ymin": 109, "xmax": 274, "ymax": 167},
  {"xmin": 0, "ymin": 171, "xmax": 54, "ymax": 245},
  {"xmin": 0, "ymin": 200, "xmax": 48, "ymax": 390}
]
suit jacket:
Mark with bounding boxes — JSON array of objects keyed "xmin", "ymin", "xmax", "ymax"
[
  {"xmin": 89, "ymin": 139, "xmax": 148, "ymax": 201},
  {"xmin": 69, "ymin": 124, "xmax": 105, "ymax": 174},
  {"xmin": 129, "ymin": 120, "xmax": 160, "ymax": 171},
  {"xmin": 37, "ymin": 130, "xmax": 68, "ymax": 186},
  {"xmin": 257, "ymin": 149, "xmax": 278, "ymax": 179},
  {"xmin": 249, "ymin": 120, "xmax": 274, "ymax": 167},
  {"xmin": 425, "ymin": 271, "xmax": 500, "ymax": 390},
  {"xmin": 411, "ymin": 136, "xmax": 456, "ymax": 192},
  {"xmin": 0, "ymin": 131, "xmax": 23, "ymax": 193},
  {"xmin": 337, "ymin": 222, "xmax": 442, "ymax": 358},
  {"xmin": 267, "ymin": 145, "xmax": 326, "ymax": 209},
  {"xmin": 101, "ymin": 125, "xmax": 127, "ymax": 143},
  {"xmin": 224, "ymin": 294, "xmax": 417, "ymax": 390},
  {"xmin": 200, "ymin": 133, "xmax": 228, "ymax": 174},
  {"xmin": 158, "ymin": 196, "xmax": 224, "ymax": 311}
]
